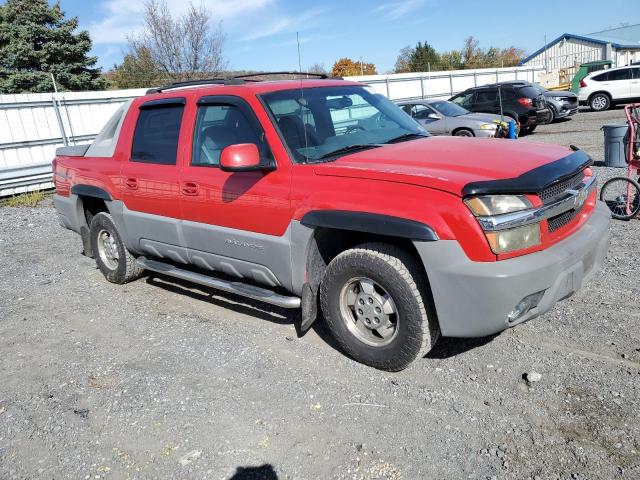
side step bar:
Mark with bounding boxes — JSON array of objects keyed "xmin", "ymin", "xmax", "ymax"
[{"xmin": 136, "ymin": 256, "xmax": 301, "ymax": 309}]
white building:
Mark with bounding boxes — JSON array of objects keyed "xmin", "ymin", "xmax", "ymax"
[{"xmin": 520, "ymin": 24, "xmax": 640, "ymax": 83}]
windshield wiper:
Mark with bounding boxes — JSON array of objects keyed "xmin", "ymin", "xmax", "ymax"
[
  {"xmin": 384, "ymin": 132, "xmax": 429, "ymax": 144},
  {"xmin": 316, "ymin": 144, "xmax": 382, "ymax": 160}
]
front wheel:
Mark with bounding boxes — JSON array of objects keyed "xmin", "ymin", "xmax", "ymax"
[
  {"xmin": 320, "ymin": 243, "xmax": 439, "ymax": 371},
  {"xmin": 453, "ymin": 128, "xmax": 474, "ymax": 137},
  {"xmin": 600, "ymin": 177, "xmax": 640, "ymax": 220}
]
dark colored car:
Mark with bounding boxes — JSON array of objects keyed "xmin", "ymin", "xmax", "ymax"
[
  {"xmin": 496, "ymin": 81, "xmax": 578, "ymax": 121},
  {"xmin": 449, "ymin": 83, "xmax": 552, "ymax": 134}
]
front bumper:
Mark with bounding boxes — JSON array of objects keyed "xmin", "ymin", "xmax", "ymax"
[
  {"xmin": 555, "ymin": 106, "xmax": 578, "ymax": 118},
  {"xmin": 414, "ymin": 201, "xmax": 610, "ymax": 337},
  {"xmin": 536, "ymin": 108, "xmax": 553, "ymax": 125}
]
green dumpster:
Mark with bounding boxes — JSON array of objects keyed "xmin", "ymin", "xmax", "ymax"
[{"xmin": 571, "ymin": 60, "xmax": 612, "ymax": 93}]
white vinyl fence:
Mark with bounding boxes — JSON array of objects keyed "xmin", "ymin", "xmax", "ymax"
[
  {"xmin": 0, "ymin": 65, "xmax": 546, "ymax": 196},
  {"xmin": 0, "ymin": 88, "xmax": 146, "ymax": 196},
  {"xmin": 350, "ymin": 65, "xmax": 546, "ymax": 101}
]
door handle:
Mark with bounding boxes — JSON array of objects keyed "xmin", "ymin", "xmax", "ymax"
[
  {"xmin": 125, "ymin": 177, "xmax": 138, "ymax": 190},
  {"xmin": 181, "ymin": 181, "xmax": 199, "ymax": 196}
]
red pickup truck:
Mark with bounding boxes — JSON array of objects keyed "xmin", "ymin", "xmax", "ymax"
[{"xmin": 53, "ymin": 76, "xmax": 610, "ymax": 371}]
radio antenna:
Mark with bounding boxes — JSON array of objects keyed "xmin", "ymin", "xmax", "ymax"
[{"xmin": 297, "ymin": 32, "xmax": 310, "ymax": 162}]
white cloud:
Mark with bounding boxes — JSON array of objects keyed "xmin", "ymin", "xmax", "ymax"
[
  {"xmin": 87, "ymin": 0, "xmax": 276, "ymax": 44},
  {"xmin": 240, "ymin": 7, "xmax": 327, "ymax": 41},
  {"xmin": 373, "ymin": 0, "xmax": 427, "ymax": 20}
]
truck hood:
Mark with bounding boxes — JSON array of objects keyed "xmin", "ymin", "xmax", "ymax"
[{"xmin": 313, "ymin": 137, "xmax": 579, "ymax": 197}]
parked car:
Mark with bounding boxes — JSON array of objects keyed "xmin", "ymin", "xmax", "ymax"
[
  {"xmin": 52, "ymin": 75, "xmax": 610, "ymax": 371},
  {"xmin": 395, "ymin": 99, "xmax": 505, "ymax": 137},
  {"xmin": 578, "ymin": 65, "xmax": 640, "ymax": 111},
  {"xmin": 495, "ymin": 81, "xmax": 578, "ymax": 121},
  {"xmin": 449, "ymin": 83, "xmax": 551, "ymax": 134}
]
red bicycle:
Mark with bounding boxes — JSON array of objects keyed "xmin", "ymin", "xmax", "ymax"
[{"xmin": 600, "ymin": 103, "xmax": 640, "ymax": 220}]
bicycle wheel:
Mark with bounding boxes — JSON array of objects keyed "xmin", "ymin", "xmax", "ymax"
[{"xmin": 600, "ymin": 176, "xmax": 640, "ymax": 220}]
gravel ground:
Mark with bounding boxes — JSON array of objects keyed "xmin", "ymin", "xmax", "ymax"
[{"xmin": 1, "ymin": 109, "xmax": 639, "ymax": 480}]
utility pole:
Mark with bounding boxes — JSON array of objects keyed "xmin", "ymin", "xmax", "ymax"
[
  {"xmin": 360, "ymin": 56, "xmax": 364, "ymax": 76},
  {"xmin": 544, "ymin": 34, "xmax": 549, "ymax": 73}
]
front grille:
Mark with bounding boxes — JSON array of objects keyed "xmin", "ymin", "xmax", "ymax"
[
  {"xmin": 539, "ymin": 170, "xmax": 585, "ymax": 204},
  {"xmin": 548, "ymin": 208, "xmax": 580, "ymax": 232}
]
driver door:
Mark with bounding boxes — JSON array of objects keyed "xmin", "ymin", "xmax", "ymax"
[{"xmin": 410, "ymin": 104, "xmax": 445, "ymax": 135}]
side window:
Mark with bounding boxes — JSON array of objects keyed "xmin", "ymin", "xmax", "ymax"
[
  {"xmin": 451, "ymin": 91, "xmax": 474, "ymax": 108},
  {"xmin": 411, "ymin": 104, "xmax": 433, "ymax": 119},
  {"xmin": 476, "ymin": 90, "xmax": 497, "ymax": 103},
  {"xmin": 192, "ymin": 103, "xmax": 272, "ymax": 167},
  {"xmin": 608, "ymin": 69, "xmax": 631, "ymax": 81},
  {"xmin": 131, "ymin": 103, "xmax": 185, "ymax": 165},
  {"xmin": 633, "ymin": 68, "xmax": 640, "ymax": 79},
  {"xmin": 592, "ymin": 72, "xmax": 609, "ymax": 81}
]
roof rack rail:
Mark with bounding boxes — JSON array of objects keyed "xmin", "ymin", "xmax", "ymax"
[
  {"xmin": 233, "ymin": 71, "xmax": 339, "ymax": 80},
  {"xmin": 145, "ymin": 71, "xmax": 343, "ymax": 94},
  {"xmin": 146, "ymin": 77, "xmax": 249, "ymax": 94}
]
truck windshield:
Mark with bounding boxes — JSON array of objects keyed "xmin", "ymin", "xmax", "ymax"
[{"xmin": 261, "ymin": 85, "xmax": 427, "ymax": 163}]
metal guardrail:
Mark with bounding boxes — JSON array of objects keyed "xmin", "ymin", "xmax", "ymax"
[
  {"xmin": 0, "ymin": 162, "xmax": 54, "ymax": 193},
  {"xmin": 1, "ymin": 93, "xmax": 137, "ymax": 197},
  {"xmin": 364, "ymin": 67, "xmax": 542, "ymax": 100}
]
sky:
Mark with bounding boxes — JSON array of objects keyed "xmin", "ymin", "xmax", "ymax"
[{"xmin": 52, "ymin": 0, "xmax": 640, "ymax": 73}]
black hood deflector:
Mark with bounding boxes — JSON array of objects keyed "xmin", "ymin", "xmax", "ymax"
[{"xmin": 462, "ymin": 149, "xmax": 592, "ymax": 197}]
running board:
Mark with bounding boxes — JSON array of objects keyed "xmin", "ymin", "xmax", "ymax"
[{"xmin": 136, "ymin": 256, "xmax": 301, "ymax": 309}]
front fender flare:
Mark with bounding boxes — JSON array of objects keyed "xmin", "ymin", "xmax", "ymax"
[{"xmin": 300, "ymin": 210, "xmax": 439, "ymax": 242}]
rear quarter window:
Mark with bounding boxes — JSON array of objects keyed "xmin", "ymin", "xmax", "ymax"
[
  {"xmin": 592, "ymin": 72, "xmax": 609, "ymax": 81},
  {"xmin": 517, "ymin": 86, "xmax": 541, "ymax": 98}
]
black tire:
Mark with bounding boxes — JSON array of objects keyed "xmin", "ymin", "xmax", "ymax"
[
  {"xmin": 90, "ymin": 212, "xmax": 144, "ymax": 284},
  {"xmin": 548, "ymin": 106, "xmax": 556, "ymax": 123},
  {"xmin": 521, "ymin": 125, "xmax": 537, "ymax": 135},
  {"xmin": 589, "ymin": 93, "xmax": 611, "ymax": 112},
  {"xmin": 319, "ymin": 243, "xmax": 439, "ymax": 371},
  {"xmin": 600, "ymin": 176, "xmax": 640, "ymax": 220},
  {"xmin": 453, "ymin": 128, "xmax": 474, "ymax": 137}
]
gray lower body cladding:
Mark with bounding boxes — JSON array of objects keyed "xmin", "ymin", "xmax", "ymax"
[
  {"xmin": 414, "ymin": 201, "xmax": 610, "ymax": 337},
  {"xmin": 54, "ymin": 194, "xmax": 610, "ymax": 339}
]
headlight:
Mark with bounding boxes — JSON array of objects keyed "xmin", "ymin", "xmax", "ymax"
[
  {"xmin": 485, "ymin": 224, "xmax": 541, "ymax": 254},
  {"xmin": 478, "ymin": 123, "xmax": 496, "ymax": 130},
  {"xmin": 464, "ymin": 195, "xmax": 532, "ymax": 216}
]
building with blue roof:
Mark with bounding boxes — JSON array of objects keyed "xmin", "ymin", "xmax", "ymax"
[{"xmin": 520, "ymin": 24, "xmax": 640, "ymax": 72}]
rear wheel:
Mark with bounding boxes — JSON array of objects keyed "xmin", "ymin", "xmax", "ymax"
[
  {"xmin": 590, "ymin": 93, "xmax": 611, "ymax": 112},
  {"xmin": 90, "ymin": 212, "xmax": 144, "ymax": 283},
  {"xmin": 521, "ymin": 125, "xmax": 537, "ymax": 135},
  {"xmin": 320, "ymin": 243, "xmax": 439, "ymax": 371},
  {"xmin": 600, "ymin": 177, "xmax": 640, "ymax": 220}
]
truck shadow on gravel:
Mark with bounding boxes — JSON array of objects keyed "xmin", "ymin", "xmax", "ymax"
[{"xmin": 145, "ymin": 273, "xmax": 498, "ymax": 361}]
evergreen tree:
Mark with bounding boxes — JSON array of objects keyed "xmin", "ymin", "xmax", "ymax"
[
  {"xmin": 0, "ymin": 0, "xmax": 106, "ymax": 93},
  {"xmin": 408, "ymin": 41, "xmax": 441, "ymax": 72}
]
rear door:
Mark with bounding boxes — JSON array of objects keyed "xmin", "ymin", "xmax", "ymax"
[
  {"xmin": 119, "ymin": 97, "xmax": 189, "ymax": 261},
  {"xmin": 471, "ymin": 89, "xmax": 498, "ymax": 114},
  {"xmin": 605, "ymin": 68, "xmax": 632, "ymax": 99}
]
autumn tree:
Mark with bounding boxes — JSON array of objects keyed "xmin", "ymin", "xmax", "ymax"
[
  {"xmin": 0, "ymin": 0, "xmax": 106, "ymax": 93},
  {"xmin": 126, "ymin": 0, "xmax": 227, "ymax": 82},
  {"xmin": 107, "ymin": 47, "xmax": 163, "ymax": 89},
  {"xmin": 394, "ymin": 46, "xmax": 413, "ymax": 73},
  {"xmin": 331, "ymin": 58, "xmax": 377, "ymax": 77}
]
